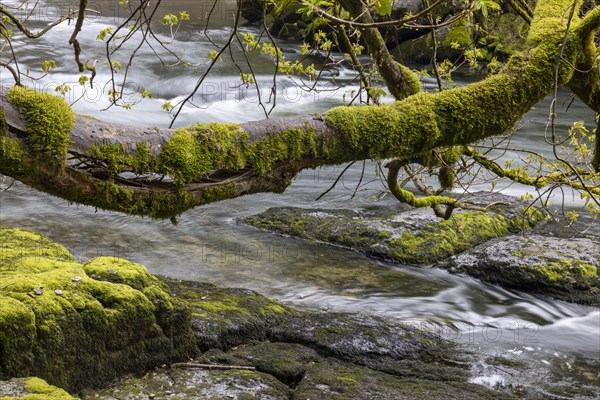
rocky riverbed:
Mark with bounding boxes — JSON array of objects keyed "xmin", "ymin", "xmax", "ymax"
[
  {"xmin": 242, "ymin": 204, "xmax": 599, "ymax": 307},
  {"xmin": 1, "ymin": 225, "xmax": 598, "ymax": 399}
]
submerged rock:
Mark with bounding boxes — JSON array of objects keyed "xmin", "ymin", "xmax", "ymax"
[
  {"xmin": 0, "ymin": 228, "xmax": 198, "ymax": 392},
  {"xmin": 441, "ymin": 234, "xmax": 600, "ymax": 305},
  {"xmin": 241, "ymin": 202, "xmax": 541, "ymax": 264}
]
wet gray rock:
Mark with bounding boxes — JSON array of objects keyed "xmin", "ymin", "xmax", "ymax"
[
  {"xmin": 161, "ymin": 278, "xmax": 468, "ymax": 380},
  {"xmin": 294, "ymin": 358, "xmax": 518, "ymax": 400},
  {"xmin": 441, "ymin": 234, "xmax": 600, "ymax": 305},
  {"xmin": 82, "ymin": 367, "xmax": 291, "ymax": 400},
  {"xmin": 83, "ymin": 342, "xmax": 515, "ymax": 400},
  {"xmin": 197, "ymin": 343, "xmax": 320, "ymax": 386},
  {"xmin": 241, "ymin": 196, "xmax": 541, "ymax": 264},
  {"xmin": 267, "ymin": 311, "xmax": 470, "ymax": 382}
]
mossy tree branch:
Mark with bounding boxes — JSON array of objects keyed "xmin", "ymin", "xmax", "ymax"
[
  {"xmin": 1, "ymin": 0, "xmax": 599, "ymax": 219},
  {"xmin": 337, "ymin": 0, "xmax": 422, "ymax": 100}
]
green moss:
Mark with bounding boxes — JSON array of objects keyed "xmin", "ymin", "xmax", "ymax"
[
  {"xmin": 147, "ymin": 189, "xmax": 194, "ymax": 219},
  {"xmin": 157, "ymin": 123, "xmax": 247, "ymax": 184},
  {"xmin": 531, "ymin": 260, "xmax": 598, "ymax": 282},
  {"xmin": 387, "ymin": 211, "xmax": 539, "ymax": 264},
  {"xmin": 83, "ymin": 257, "xmax": 167, "ymax": 291},
  {"xmin": 323, "ymin": 94, "xmax": 439, "ymax": 162},
  {"xmin": 0, "ymin": 108, "xmax": 7, "ymax": 137},
  {"xmin": 440, "ymin": 20, "xmax": 471, "ymax": 49},
  {"xmin": 87, "ymin": 143, "xmax": 133, "ymax": 175},
  {"xmin": 0, "ymin": 377, "xmax": 77, "ymax": 400},
  {"xmin": 7, "ymin": 87, "xmax": 74, "ymax": 167},
  {"xmin": 0, "ymin": 228, "xmax": 197, "ymax": 392},
  {"xmin": 247, "ymin": 127, "xmax": 317, "ymax": 174},
  {"xmin": 0, "ymin": 108, "xmax": 25, "ymax": 173},
  {"xmin": 0, "ymin": 136, "xmax": 25, "ymax": 172},
  {"xmin": 93, "ymin": 180, "xmax": 146, "ymax": 214},
  {"xmin": 203, "ymin": 183, "xmax": 238, "ymax": 203},
  {"xmin": 86, "ymin": 142, "xmax": 154, "ymax": 176},
  {"xmin": 133, "ymin": 142, "xmax": 152, "ymax": 172}
]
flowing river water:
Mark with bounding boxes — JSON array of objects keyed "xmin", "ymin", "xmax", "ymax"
[{"xmin": 0, "ymin": 0, "xmax": 599, "ymax": 394}]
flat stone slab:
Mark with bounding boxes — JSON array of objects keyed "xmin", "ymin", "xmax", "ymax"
[{"xmin": 242, "ymin": 204, "xmax": 540, "ymax": 264}]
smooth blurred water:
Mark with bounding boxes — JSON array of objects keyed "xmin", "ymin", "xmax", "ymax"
[{"xmin": 1, "ymin": 0, "xmax": 598, "ymax": 379}]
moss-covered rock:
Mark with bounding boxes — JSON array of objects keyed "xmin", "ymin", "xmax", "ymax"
[
  {"xmin": 241, "ymin": 200, "xmax": 541, "ymax": 265},
  {"xmin": 162, "ymin": 278, "xmax": 296, "ymax": 351},
  {"xmin": 163, "ymin": 279, "xmax": 472, "ymax": 383},
  {"xmin": 295, "ymin": 358, "xmax": 518, "ymax": 400},
  {"xmin": 268, "ymin": 311, "xmax": 471, "ymax": 382},
  {"xmin": 0, "ymin": 377, "xmax": 77, "ymax": 400},
  {"xmin": 441, "ymin": 234, "xmax": 600, "ymax": 305},
  {"xmin": 0, "ymin": 229, "xmax": 198, "ymax": 392},
  {"xmin": 83, "ymin": 342, "xmax": 516, "ymax": 400},
  {"xmin": 397, "ymin": 9, "xmax": 530, "ymax": 64}
]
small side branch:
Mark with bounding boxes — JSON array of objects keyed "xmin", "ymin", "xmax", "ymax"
[{"xmin": 171, "ymin": 363, "xmax": 256, "ymax": 371}]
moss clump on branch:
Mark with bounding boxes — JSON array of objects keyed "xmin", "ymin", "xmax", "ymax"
[
  {"xmin": 322, "ymin": 94, "xmax": 440, "ymax": 161},
  {"xmin": 7, "ymin": 86, "xmax": 74, "ymax": 167},
  {"xmin": 157, "ymin": 123, "xmax": 248, "ymax": 184},
  {"xmin": 0, "ymin": 108, "xmax": 25, "ymax": 173},
  {"xmin": 247, "ymin": 127, "xmax": 317, "ymax": 174},
  {"xmin": 0, "ymin": 228, "xmax": 197, "ymax": 393},
  {"xmin": 87, "ymin": 142, "xmax": 154, "ymax": 175}
]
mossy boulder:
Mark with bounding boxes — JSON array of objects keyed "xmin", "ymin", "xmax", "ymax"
[
  {"xmin": 398, "ymin": 20, "xmax": 468, "ymax": 64},
  {"xmin": 0, "ymin": 377, "xmax": 77, "ymax": 400},
  {"xmin": 241, "ymin": 201, "xmax": 541, "ymax": 265},
  {"xmin": 396, "ymin": 10, "xmax": 529, "ymax": 64},
  {"xmin": 241, "ymin": 0, "xmax": 269, "ymax": 24},
  {"xmin": 267, "ymin": 311, "xmax": 471, "ymax": 382},
  {"xmin": 441, "ymin": 234, "xmax": 600, "ymax": 305},
  {"xmin": 0, "ymin": 229, "xmax": 198, "ymax": 392},
  {"xmin": 264, "ymin": 0, "xmax": 310, "ymax": 40},
  {"xmin": 162, "ymin": 278, "xmax": 296, "ymax": 351}
]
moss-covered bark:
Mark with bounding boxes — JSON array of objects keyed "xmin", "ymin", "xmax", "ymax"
[{"xmin": 0, "ymin": 0, "xmax": 598, "ymax": 218}]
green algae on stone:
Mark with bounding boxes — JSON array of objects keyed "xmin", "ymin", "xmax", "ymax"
[
  {"xmin": 80, "ymin": 363, "xmax": 291, "ymax": 400},
  {"xmin": 7, "ymin": 87, "xmax": 74, "ymax": 167},
  {"xmin": 0, "ymin": 228, "xmax": 197, "ymax": 393}
]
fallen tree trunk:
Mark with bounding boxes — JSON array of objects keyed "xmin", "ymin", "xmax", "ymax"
[{"xmin": 1, "ymin": 0, "xmax": 598, "ymax": 219}]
